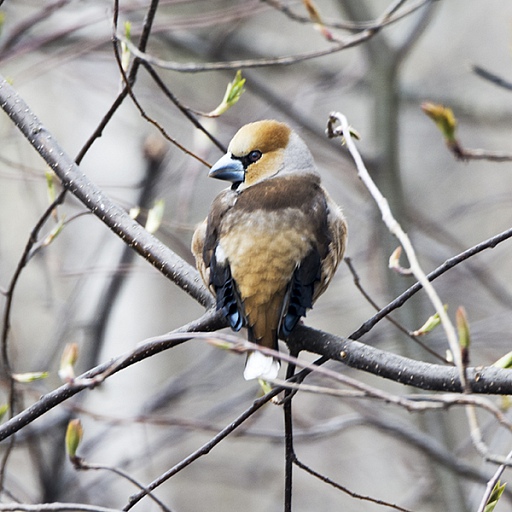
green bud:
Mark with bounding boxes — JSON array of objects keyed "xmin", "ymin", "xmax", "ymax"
[
  {"xmin": 145, "ymin": 199, "xmax": 165, "ymax": 234},
  {"xmin": 411, "ymin": 305, "xmax": 448, "ymax": 336},
  {"xmin": 0, "ymin": 404, "xmax": 8, "ymax": 422},
  {"xmin": 422, "ymin": 102, "xmax": 457, "ymax": 143},
  {"xmin": 121, "ymin": 21, "xmax": 132, "ymax": 72},
  {"xmin": 303, "ymin": 0, "xmax": 334, "ymax": 41},
  {"xmin": 129, "ymin": 206, "xmax": 141, "ymax": 220},
  {"xmin": 456, "ymin": 306, "xmax": 470, "ymax": 349},
  {"xmin": 59, "ymin": 343, "xmax": 79, "ymax": 382},
  {"xmin": 0, "ymin": 12, "xmax": 5, "ymax": 37},
  {"xmin": 41, "ymin": 219, "xmax": 65, "ymax": 248},
  {"xmin": 456, "ymin": 306, "xmax": 470, "ymax": 366},
  {"xmin": 12, "ymin": 372, "xmax": 49, "ymax": 382},
  {"xmin": 388, "ymin": 246, "xmax": 412, "ymax": 275},
  {"xmin": 46, "ymin": 170, "xmax": 56, "ymax": 204},
  {"xmin": 484, "ymin": 480, "xmax": 506, "ymax": 512},
  {"xmin": 493, "ymin": 351, "xmax": 512, "ymax": 369},
  {"xmin": 66, "ymin": 419, "xmax": 83, "ymax": 459},
  {"xmin": 208, "ymin": 70, "xmax": 246, "ymax": 117},
  {"xmin": 258, "ymin": 379, "xmax": 274, "ymax": 395}
]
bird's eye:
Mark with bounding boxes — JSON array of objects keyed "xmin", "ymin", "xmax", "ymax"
[
  {"xmin": 237, "ymin": 150, "xmax": 262, "ymax": 169},
  {"xmin": 247, "ymin": 150, "xmax": 262, "ymax": 163}
]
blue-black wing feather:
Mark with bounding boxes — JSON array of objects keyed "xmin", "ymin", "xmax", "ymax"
[
  {"xmin": 281, "ymin": 247, "xmax": 322, "ymax": 337},
  {"xmin": 210, "ymin": 249, "xmax": 244, "ymax": 332}
]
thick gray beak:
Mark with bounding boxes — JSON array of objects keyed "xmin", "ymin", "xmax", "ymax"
[{"xmin": 209, "ymin": 153, "xmax": 245, "ymax": 183}]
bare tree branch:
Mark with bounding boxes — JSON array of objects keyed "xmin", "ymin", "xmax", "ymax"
[
  {"xmin": 328, "ymin": 112, "xmax": 465, "ymax": 385},
  {"xmin": 0, "ymin": 504, "xmax": 120, "ymax": 512},
  {"xmin": 291, "ymin": 325, "xmax": 512, "ymax": 394},
  {"xmin": 0, "ymin": 75, "xmax": 214, "ymax": 310},
  {"xmin": 473, "ymin": 64, "xmax": 512, "ymax": 92},
  {"xmin": 0, "ymin": 310, "xmax": 224, "ymax": 442},
  {"xmin": 263, "ymin": 0, "xmax": 432, "ymax": 31},
  {"xmin": 350, "ymin": 225, "xmax": 512, "ymax": 339},
  {"xmin": 118, "ymin": 28, "xmax": 375, "ymax": 73},
  {"xmin": 122, "ymin": 382, "xmax": 282, "ymax": 510},
  {"xmin": 2, "ymin": 315, "xmax": 512, "ymax": 447},
  {"xmin": 293, "ymin": 456, "xmax": 413, "ymax": 512}
]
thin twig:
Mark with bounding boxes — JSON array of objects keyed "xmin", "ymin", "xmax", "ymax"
[
  {"xmin": 72, "ymin": 458, "xmax": 171, "ymax": 512},
  {"xmin": 283, "ymin": 350, "xmax": 298, "ymax": 512},
  {"xmin": 0, "ymin": 0, "xmax": 72, "ymax": 55},
  {"xmin": 0, "ymin": 310, "xmax": 224, "ymax": 442},
  {"xmin": 464, "ymin": 404, "xmax": 512, "ymax": 466},
  {"xmin": 118, "ymin": 28, "xmax": 374, "ymax": 73},
  {"xmin": 3, "ymin": 311, "xmax": 512, "ymax": 445},
  {"xmin": 328, "ymin": 112, "xmax": 465, "ymax": 389},
  {"xmin": 0, "ymin": 505, "xmax": 119, "ymax": 512},
  {"xmin": 351, "ymin": 225, "xmax": 512, "ymax": 339},
  {"xmin": 112, "ymin": 29, "xmax": 212, "ymax": 167},
  {"xmin": 75, "ymin": 0, "xmax": 160, "ymax": 165},
  {"xmin": 476, "ymin": 448, "xmax": 512, "ymax": 512},
  {"xmin": 262, "ymin": 0, "xmax": 432, "ymax": 31},
  {"xmin": 328, "ymin": 112, "xmax": 512, "ymax": 472},
  {"xmin": 140, "ymin": 62, "xmax": 226, "ymax": 152},
  {"xmin": 344, "ymin": 257, "xmax": 449, "ymax": 364},
  {"xmin": 0, "ymin": 189, "xmax": 67, "ymax": 491},
  {"xmin": 453, "ymin": 146, "xmax": 512, "ymax": 162},
  {"xmin": 473, "ymin": 64, "xmax": 512, "ymax": 92},
  {"xmin": 119, "ymin": 0, "xmax": 430, "ymax": 74},
  {"xmin": 68, "ymin": 330, "xmax": 512, "ymax": 433},
  {"xmin": 123, "ymin": 385, "xmax": 282, "ymax": 510},
  {"xmin": 293, "ymin": 457, "xmax": 413, "ymax": 512},
  {"xmin": 114, "ymin": 0, "xmax": 206, "ymax": 164}
]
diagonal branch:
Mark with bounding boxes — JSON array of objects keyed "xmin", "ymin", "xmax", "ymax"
[
  {"xmin": 117, "ymin": 26, "xmax": 377, "ymax": 73},
  {"xmin": 0, "ymin": 75, "xmax": 214, "ymax": 310},
  {"xmin": 351, "ymin": 225, "xmax": 512, "ymax": 339},
  {"xmin": 2, "ymin": 318, "xmax": 512, "ymax": 445},
  {"xmin": 291, "ymin": 325, "xmax": 512, "ymax": 394},
  {"xmin": 328, "ymin": 112, "xmax": 465, "ymax": 387},
  {"xmin": 0, "ymin": 310, "xmax": 225, "ymax": 443}
]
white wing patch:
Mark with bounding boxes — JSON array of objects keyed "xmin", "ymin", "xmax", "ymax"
[{"xmin": 215, "ymin": 244, "xmax": 228, "ymax": 265}]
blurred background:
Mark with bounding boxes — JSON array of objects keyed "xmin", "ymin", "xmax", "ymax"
[{"xmin": 1, "ymin": 1, "xmax": 512, "ymax": 511}]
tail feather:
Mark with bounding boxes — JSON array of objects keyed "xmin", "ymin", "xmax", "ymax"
[
  {"xmin": 244, "ymin": 351, "xmax": 280, "ymax": 380},
  {"xmin": 243, "ymin": 295, "xmax": 283, "ymax": 380}
]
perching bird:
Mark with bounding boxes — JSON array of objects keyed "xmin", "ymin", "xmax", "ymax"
[{"xmin": 192, "ymin": 120, "xmax": 347, "ymax": 380}]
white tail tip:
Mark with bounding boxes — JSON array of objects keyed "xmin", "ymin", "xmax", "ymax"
[{"xmin": 243, "ymin": 351, "xmax": 280, "ymax": 380}]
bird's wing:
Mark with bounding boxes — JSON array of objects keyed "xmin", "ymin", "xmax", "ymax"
[
  {"xmin": 280, "ymin": 245, "xmax": 322, "ymax": 336},
  {"xmin": 281, "ymin": 186, "xmax": 347, "ymax": 336},
  {"xmin": 192, "ymin": 188, "xmax": 244, "ymax": 331},
  {"xmin": 191, "ymin": 218, "xmax": 209, "ymax": 289},
  {"xmin": 314, "ymin": 188, "xmax": 348, "ymax": 302}
]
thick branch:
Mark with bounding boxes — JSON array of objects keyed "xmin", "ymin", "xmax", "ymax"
[
  {"xmin": 291, "ymin": 325, "xmax": 512, "ymax": 394},
  {"xmin": 0, "ymin": 75, "xmax": 213, "ymax": 309},
  {"xmin": 1, "ymin": 315, "xmax": 512, "ymax": 444},
  {"xmin": 0, "ymin": 310, "xmax": 225, "ymax": 442}
]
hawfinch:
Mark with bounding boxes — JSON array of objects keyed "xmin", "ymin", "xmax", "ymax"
[{"xmin": 192, "ymin": 120, "xmax": 347, "ymax": 380}]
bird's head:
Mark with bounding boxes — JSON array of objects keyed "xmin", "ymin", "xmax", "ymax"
[{"xmin": 209, "ymin": 120, "xmax": 316, "ymax": 190}]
